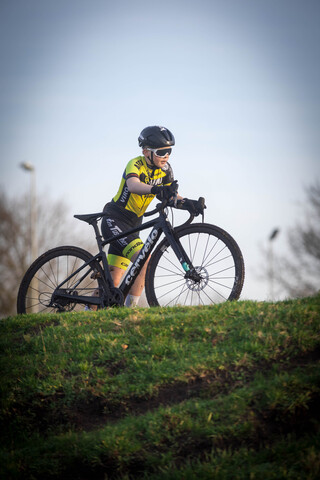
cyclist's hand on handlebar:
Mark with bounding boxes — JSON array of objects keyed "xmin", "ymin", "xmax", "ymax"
[
  {"xmin": 177, "ymin": 197, "xmax": 207, "ymax": 216},
  {"xmin": 151, "ymin": 180, "xmax": 179, "ymax": 201}
]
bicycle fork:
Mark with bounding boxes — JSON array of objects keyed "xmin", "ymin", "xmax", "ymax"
[{"xmin": 162, "ymin": 221, "xmax": 202, "ymax": 283}]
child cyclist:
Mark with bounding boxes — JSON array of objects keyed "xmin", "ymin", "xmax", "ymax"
[{"xmin": 101, "ymin": 125, "xmax": 204, "ymax": 308}]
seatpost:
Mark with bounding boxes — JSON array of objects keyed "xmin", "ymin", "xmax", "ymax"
[
  {"xmin": 91, "ymin": 219, "xmax": 105, "ymax": 251},
  {"xmin": 90, "ymin": 217, "xmax": 115, "ymax": 287}
]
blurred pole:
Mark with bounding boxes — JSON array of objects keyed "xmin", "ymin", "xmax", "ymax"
[
  {"xmin": 268, "ymin": 228, "xmax": 280, "ymax": 301},
  {"xmin": 20, "ymin": 162, "xmax": 38, "ymax": 311}
]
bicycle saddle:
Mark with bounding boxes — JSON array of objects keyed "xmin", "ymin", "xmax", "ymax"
[{"xmin": 74, "ymin": 212, "xmax": 105, "ymax": 224}]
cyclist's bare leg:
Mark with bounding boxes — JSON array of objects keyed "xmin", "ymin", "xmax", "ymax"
[
  {"xmin": 109, "ymin": 265, "xmax": 125, "ymax": 287},
  {"xmin": 128, "ymin": 251, "xmax": 150, "ymax": 297},
  {"xmin": 87, "ymin": 267, "xmax": 123, "ymax": 311},
  {"xmin": 85, "ymin": 287, "xmax": 99, "ymax": 312},
  {"xmin": 109, "ymin": 251, "xmax": 150, "ymax": 306},
  {"xmin": 88, "ymin": 253, "xmax": 149, "ymax": 310},
  {"xmin": 109, "ymin": 252, "xmax": 149, "ymax": 296},
  {"xmin": 123, "ymin": 251, "xmax": 150, "ymax": 307},
  {"xmin": 86, "ymin": 264, "xmax": 125, "ymax": 311}
]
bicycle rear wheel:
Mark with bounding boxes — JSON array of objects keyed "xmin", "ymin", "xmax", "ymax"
[
  {"xmin": 17, "ymin": 246, "xmax": 104, "ymax": 314},
  {"xmin": 145, "ymin": 223, "xmax": 245, "ymax": 307}
]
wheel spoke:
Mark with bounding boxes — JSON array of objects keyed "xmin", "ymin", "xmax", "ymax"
[
  {"xmin": 146, "ymin": 224, "xmax": 244, "ymax": 307},
  {"xmin": 18, "ymin": 248, "xmax": 103, "ymax": 314}
]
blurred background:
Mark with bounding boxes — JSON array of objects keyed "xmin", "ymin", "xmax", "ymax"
[{"xmin": 1, "ymin": 0, "xmax": 319, "ymax": 316}]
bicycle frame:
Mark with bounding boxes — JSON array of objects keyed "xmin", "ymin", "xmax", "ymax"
[
  {"xmin": 52, "ymin": 205, "xmax": 197, "ymax": 309},
  {"xmin": 106, "ymin": 211, "xmax": 194, "ymax": 297}
]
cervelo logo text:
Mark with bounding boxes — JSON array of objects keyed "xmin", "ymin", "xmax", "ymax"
[{"xmin": 125, "ymin": 229, "xmax": 158, "ymax": 285}]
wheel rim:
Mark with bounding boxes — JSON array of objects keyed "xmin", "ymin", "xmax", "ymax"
[
  {"xmin": 151, "ymin": 231, "xmax": 241, "ymax": 306},
  {"xmin": 23, "ymin": 253, "xmax": 101, "ymax": 313}
]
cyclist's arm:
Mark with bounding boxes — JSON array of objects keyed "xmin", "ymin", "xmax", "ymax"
[
  {"xmin": 127, "ymin": 177, "xmax": 153, "ymax": 195},
  {"xmin": 127, "ymin": 177, "xmax": 183, "ymax": 200}
]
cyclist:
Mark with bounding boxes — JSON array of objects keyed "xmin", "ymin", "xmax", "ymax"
[{"xmin": 101, "ymin": 125, "xmax": 202, "ymax": 307}]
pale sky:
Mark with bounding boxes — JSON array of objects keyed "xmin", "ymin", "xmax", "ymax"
[{"xmin": 1, "ymin": 0, "xmax": 319, "ymax": 301}]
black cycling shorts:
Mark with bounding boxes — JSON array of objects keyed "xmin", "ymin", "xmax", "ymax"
[{"xmin": 101, "ymin": 203, "xmax": 144, "ymax": 270}]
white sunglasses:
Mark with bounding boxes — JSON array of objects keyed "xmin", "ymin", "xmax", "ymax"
[{"xmin": 147, "ymin": 147, "xmax": 172, "ymax": 158}]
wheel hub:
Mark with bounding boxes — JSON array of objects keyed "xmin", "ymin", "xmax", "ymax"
[{"xmin": 186, "ymin": 266, "xmax": 209, "ymax": 292}]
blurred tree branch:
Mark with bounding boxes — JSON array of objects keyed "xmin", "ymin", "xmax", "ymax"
[
  {"xmin": 274, "ymin": 181, "xmax": 320, "ymax": 298},
  {"xmin": 0, "ymin": 192, "xmax": 94, "ymax": 317}
]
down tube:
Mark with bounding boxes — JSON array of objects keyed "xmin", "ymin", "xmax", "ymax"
[{"xmin": 120, "ymin": 226, "xmax": 162, "ymax": 298}]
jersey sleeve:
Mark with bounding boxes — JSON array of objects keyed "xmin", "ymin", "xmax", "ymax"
[{"xmin": 125, "ymin": 157, "xmax": 143, "ymax": 180}]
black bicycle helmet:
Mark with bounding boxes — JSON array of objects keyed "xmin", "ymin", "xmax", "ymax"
[{"xmin": 138, "ymin": 126, "xmax": 175, "ymax": 148}]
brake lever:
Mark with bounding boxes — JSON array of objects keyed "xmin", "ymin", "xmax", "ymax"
[
  {"xmin": 198, "ymin": 197, "xmax": 206, "ymax": 223},
  {"xmin": 172, "ymin": 180, "xmax": 179, "ymax": 208}
]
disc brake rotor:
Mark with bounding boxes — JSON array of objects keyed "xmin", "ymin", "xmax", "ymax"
[{"xmin": 186, "ymin": 266, "xmax": 209, "ymax": 292}]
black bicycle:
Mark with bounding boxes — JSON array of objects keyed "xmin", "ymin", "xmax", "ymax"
[{"xmin": 17, "ymin": 197, "xmax": 245, "ymax": 313}]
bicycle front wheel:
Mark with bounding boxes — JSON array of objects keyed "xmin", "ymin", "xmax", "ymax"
[
  {"xmin": 145, "ymin": 223, "xmax": 245, "ymax": 307},
  {"xmin": 17, "ymin": 246, "xmax": 104, "ymax": 314}
]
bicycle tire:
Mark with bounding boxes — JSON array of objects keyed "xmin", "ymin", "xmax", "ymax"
[
  {"xmin": 145, "ymin": 223, "xmax": 245, "ymax": 307},
  {"xmin": 17, "ymin": 246, "xmax": 104, "ymax": 314}
]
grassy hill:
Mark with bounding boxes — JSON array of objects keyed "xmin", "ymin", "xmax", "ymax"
[{"xmin": 1, "ymin": 296, "xmax": 320, "ymax": 479}]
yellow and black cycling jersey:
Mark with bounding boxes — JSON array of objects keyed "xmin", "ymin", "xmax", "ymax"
[
  {"xmin": 111, "ymin": 155, "xmax": 174, "ymax": 219},
  {"xmin": 102, "ymin": 155, "xmax": 174, "ymax": 270}
]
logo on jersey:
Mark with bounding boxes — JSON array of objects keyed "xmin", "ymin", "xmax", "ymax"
[
  {"xmin": 120, "ymin": 187, "xmax": 129, "ymax": 203},
  {"xmin": 134, "ymin": 158, "xmax": 143, "ymax": 169},
  {"xmin": 149, "ymin": 178, "xmax": 162, "ymax": 186}
]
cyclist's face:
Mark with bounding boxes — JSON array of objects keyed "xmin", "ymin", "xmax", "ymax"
[
  {"xmin": 153, "ymin": 153, "xmax": 170, "ymax": 168},
  {"xmin": 144, "ymin": 149, "xmax": 171, "ymax": 168}
]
